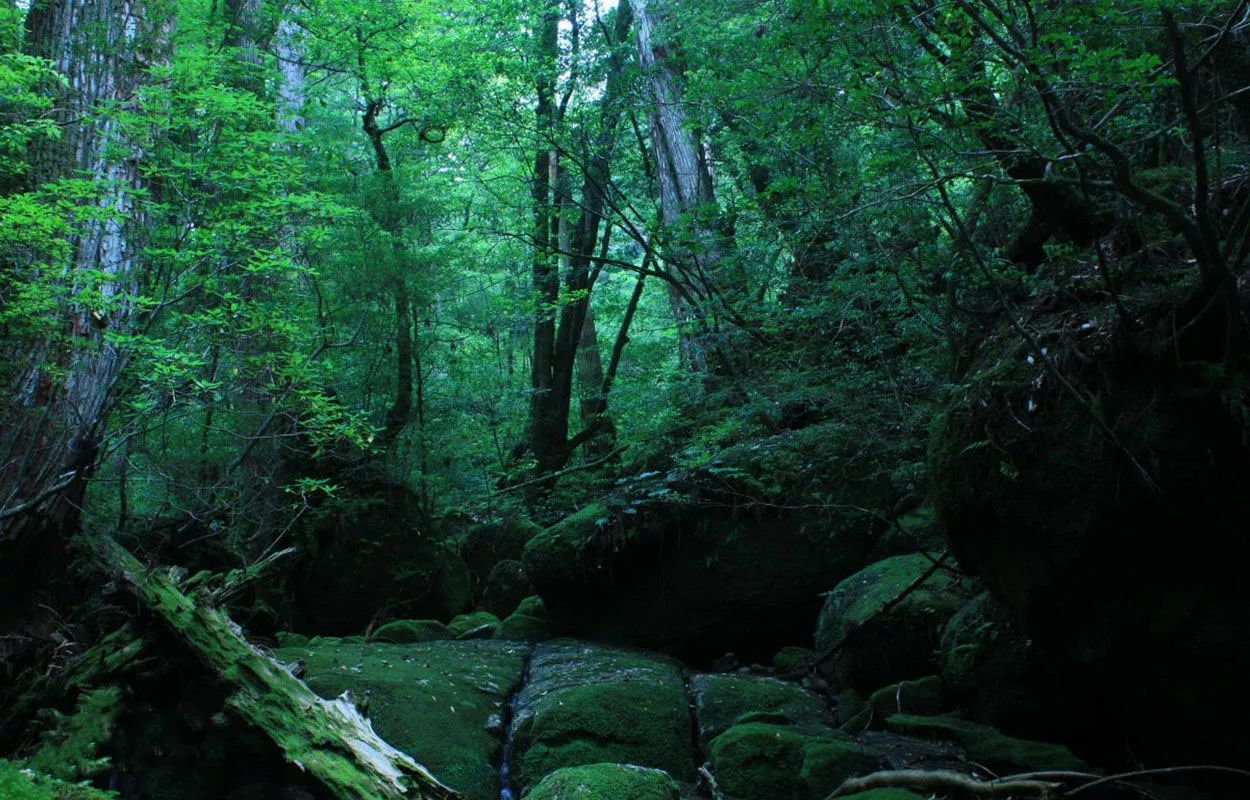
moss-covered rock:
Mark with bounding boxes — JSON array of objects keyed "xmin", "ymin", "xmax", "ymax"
[
  {"xmin": 494, "ymin": 596, "xmax": 550, "ymax": 642},
  {"xmin": 273, "ymin": 639, "xmax": 529, "ymax": 800},
  {"xmin": 884, "ymin": 714, "xmax": 1085, "ymax": 773},
  {"xmin": 772, "ymin": 646, "xmax": 814, "ymax": 673},
  {"xmin": 524, "ymin": 763, "xmax": 680, "ymax": 800},
  {"xmin": 370, "ymin": 619, "xmax": 451, "ymax": 644},
  {"xmin": 480, "ymin": 559, "xmax": 535, "ymax": 617},
  {"xmin": 866, "ymin": 675, "xmax": 946, "ymax": 723},
  {"xmin": 455, "ymin": 515, "xmax": 543, "ymax": 593},
  {"xmin": 448, "ymin": 611, "xmax": 501, "ymax": 639},
  {"xmin": 815, "ymin": 554, "xmax": 973, "ymax": 688},
  {"xmin": 707, "ymin": 722, "xmax": 878, "ymax": 800},
  {"xmin": 0, "ymin": 761, "xmax": 115, "ymax": 800},
  {"xmin": 939, "ymin": 592, "xmax": 1037, "ymax": 726},
  {"xmin": 510, "ymin": 641, "xmax": 695, "ymax": 792},
  {"xmin": 691, "ymin": 673, "xmax": 833, "ymax": 747}
]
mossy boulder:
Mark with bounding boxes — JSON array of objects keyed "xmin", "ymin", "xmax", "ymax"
[
  {"xmin": 691, "ymin": 673, "xmax": 833, "ymax": 747},
  {"xmin": 939, "ymin": 592, "xmax": 1039, "ymax": 726},
  {"xmin": 0, "ymin": 761, "xmax": 115, "ymax": 800},
  {"xmin": 494, "ymin": 596, "xmax": 550, "ymax": 642},
  {"xmin": 524, "ymin": 763, "xmax": 680, "ymax": 800},
  {"xmin": 510, "ymin": 641, "xmax": 695, "ymax": 792},
  {"xmin": 815, "ymin": 554, "xmax": 973, "ymax": 688},
  {"xmin": 707, "ymin": 722, "xmax": 879, "ymax": 800},
  {"xmin": 480, "ymin": 559, "xmax": 535, "ymax": 617},
  {"xmin": 294, "ymin": 479, "xmax": 472, "ymax": 634},
  {"xmin": 523, "ymin": 495, "xmax": 874, "ymax": 661},
  {"xmin": 884, "ymin": 714, "xmax": 1085, "ymax": 773},
  {"xmin": 455, "ymin": 515, "xmax": 543, "ymax": 594},
  {"xmin": 448, "ymin": 611, "xmax": 501, "ymax": 640},
  {"xmin": 928, "ymin": 330, "xmax": 1250, "ymax": 763},
  {"xmin": 273, "ymin": 639, "xmax": 529, "ymax": 800},
  {"xmin": 772, "ymin": 646, "xmax": 813, "ymax": 673},
  {"xmin": 370, "ymin": 619, "xmax": 451, "ymax": 644},
  {"xmin": 866, "ymin": 675, "xmax": 946, "ymax": 723}
]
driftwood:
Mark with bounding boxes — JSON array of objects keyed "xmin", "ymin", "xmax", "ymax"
[
  {"xmin": 87, "ymin": 536, "xmax": 462, "ymax": 800},
  {"xmin": 828, "ymin": 769, "xmax": 1064, "ymax": 799}
]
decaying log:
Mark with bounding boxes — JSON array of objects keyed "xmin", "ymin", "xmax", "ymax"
[{"xmin": 87, "ymin": 536, "xmax": 462, "ymax": 800}]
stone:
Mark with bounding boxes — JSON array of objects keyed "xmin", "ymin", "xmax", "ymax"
[
  {"xmin": 707, "ymin": 722, "xmax": 878, "ymax": 800},
  {"xmin": 510, "ymin": 641, "xmax": 695, "ymax": 792},
  {"xmin": 866, "ymin": 675, "xmax": 947, "ymax": 723},
  {"xmin": 814, "ymin": 554, "xmax": 973, "ymax": 688},
  {"xmin": 524, "ymin": 763, "xmax": 680, "ymax": 800},
  {"xmin": 884, "ymin": 714, "xmax": 1086, "ymax": 773},
  {"xmin": 494, "ymin": 596, "xmax": 551, "ymax": 643},
  {"xmin": 448, "ymin": 611, "xmax": 501, "ymax": 640},
  {"xmin": 691, "ymin": 673, "xmax": 833, "ymax": 747},
  {"xmin": 370, "ymin": 619, "xmax": 451, "ymax": 644},
  {"xmin": 480, "ymin": 559, "xmax": 535, "ymax": 618},
  {"xmin": 273, "ymin": 639, "xmax": 529, "ymax": 800}
]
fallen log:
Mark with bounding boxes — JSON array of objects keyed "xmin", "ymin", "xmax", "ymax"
[{"xmin": 86, "ymin": 536, "xmax": 461, "ymax": 800}]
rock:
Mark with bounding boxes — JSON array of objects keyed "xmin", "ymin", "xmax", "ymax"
[
  {"xmin": 295, "ymin": 479, "xmax": 472, "ymax": 634},
  {"xmin": 868, "ymin": 506, "xmax": 944, "ymax": 561},
  {"xmin": 494, "ymin": 596, "xmax": 550, "ymax": 642},
  {"xmin": 370, "ymin": 619, "xmax": 451, "ymax": 644},
  {"xmin": 928, "ymin": 336, "xmax": 1250, "ymax": 763},
  {"xmin": 448, "ymin": 611, "xmax": 501, "ymax": 640},
  {"xmin": 707, "ymin": 722, "xmax": 878, "ymax": 800},
  {"xmin": 524, "ymin": 763, "xmax": 680, "ymax": 800},
  {"xmin": 691, "ymin": 673, "xmax": 833, "ymax": 747},
  {"xmin": 772, "ymin": 646, "xmax": 813, "ymax": 673},
  {"xmin": 510, "ymin": 641, "xmax": 695, "ymax": 792},
  {"xmin": 274, "ymin": 631, "xmax": 308, "ymax": 647},
  {"xmin": 273, "ymin": 639, "xmax": 529, "ymax": 800},
  {"xmin": 480, "ymin": 559, "xmax": 535, "ymax": 617},
  {"xmin": 835, "ymin": 688, "xmax": 867, "ymax": 727},
  {"xmin": 939, "ymin": 592, "xmax": 1038, "ymax": 726},
  {"xmin": 884, "ymin": 714, "xmax": 1086, "ymax": 773},
  {"xmin": 866, "ymin": 675, "xmax": 946, "ymax": 723},
  {"xmin": 814, "ymin": 554, "xmax": 973, "ymax": 688},
  {"xmin": 455, "ymin": 515, "xmax": 542, "ymax": 594}
]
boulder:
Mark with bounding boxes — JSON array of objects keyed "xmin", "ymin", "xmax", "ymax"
[
  {"xmin": 707, "ymin": 722, "xmax": 878, "ymax": 800},
  {"xmin": 455, "ymin": 515, "xmax": 542, "ymax": 594},
  {"xmin": 939, "ymin": 592, "xmax": 1041, "ymax": 727},
  {"xmin": 448, "ymin": 611, "xmax": 501, "ymax": 640},
  {"xmin": 370, "ymin": 619, "xmax": 451, "ymax": 644},
  {"xmin": 272, "ymin": 639, "xmax": 529, "ymax": 800},
  {"xmin": 480, "ymin": 559, "xmax": 534, "ymax": 617},
  {"xmin": 883, "ymin": 714, "xmax": 1085, "ymax": 773},
  {"xmin": 691, "ymin": 673, "xmax": 833, "ymax": 747},
  {"xmin": 772, "ymin": 646, "xmax": 814, "ymax": 673},
  {"xmin": 509, "ymin": 641, "xmax": 695, "ymax": 792},
  {"xmin": 866, "ymin": 675, "xmax": 947, "ymax": 723},
  {"xmin": 814, "ymin": 554, "xmax": 973, "ymax": 688},
  {"xmin": 524, "ymin": 763, "xmax": 680, "ymax": 800},
  {"xmin": 494, "ymin": 596, "xmax": 550, "ymax": 642}
]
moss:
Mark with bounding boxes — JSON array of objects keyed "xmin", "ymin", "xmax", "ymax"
[
  {"xmin": 866, "ymin": 675, "xmax": 946, "ymax": 722},
  {"xmin": 274, "ymin": 631, "xmax": 309, "ymax": 647},
  {"xmin": 691, "ymin": 673, "xmax": 833, "ymax": 746},
  {"xmin": 511, "ymin": 642, "xmax": 694, "ymax": 791},
  {"xmin": 524, "ymin": 763, "xmax": 679, "ymax": 800},
  {"xmin": 371, "ymin": 619, "xmax": 451, "ymax": 643},
  {"xmin": 815, "ymin": 554, "xmax": 972, "ymax": 688},
  {"xmin": 27, "ymin": 687, "xmax": 120, "ymax": 781},
  {"xmin": 274, "ymin": 639, "xmax": 529, "ymax": 800},
  {"xmin": 520, "ymin": 503, "xmax": 611, "ymax": 586},
  {"xmin": 884, "ymin": 714, "xmax": 1086, "ymax": 772},
  {"xmin": 514, "ymin": 595, "xmax": 546, "ymax": 617},
  {"xmin": 772, "ymin": 646, "xmax": 814, "ymax": 673},
  {"xmin": 707, "ymin": 722, "xmax": 878, "ymax": 800},
  {"xmin": 448, "ymin": 611, "xmax": 501, "ymax": 639},
  {"xmin": 0, "ymin": 761, "xmax": 115, "ymax": 800},
  {"xmin": 494, "ymin": 613, "xmax": 549, "ymax": 642}
]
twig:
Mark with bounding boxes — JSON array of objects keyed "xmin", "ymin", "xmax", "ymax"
[
  {"xmin": 0, "ymin": 472, "xmax": 78, "ymax": 522},
  {"xmin": 1066, "ymin": 765, "xmax": 1250, "ymax": 796},
  {"xmin": 489, "ymin": 446, "xmax": 628, "ymax": 497}
]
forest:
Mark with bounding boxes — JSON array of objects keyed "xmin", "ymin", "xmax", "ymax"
[{"xmin": 1, "ymin": 0, "xmax": 1249, "ymax": 798}]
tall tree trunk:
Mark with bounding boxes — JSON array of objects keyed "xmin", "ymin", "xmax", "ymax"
[
  {"xmin": 0, "ymin": 0, "xmax": 173, "ymax": 623},
  {"xmin": 633, "ymin": 0, "xmax": 739, "ymax": 372},
  {"xmin": 275, "ymin": 3, "xmax": 306, "ymax": 135}
]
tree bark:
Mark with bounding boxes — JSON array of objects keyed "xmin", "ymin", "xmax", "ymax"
[
  {"xmin": 1, "ymin": 0, "xmax": 174, "ymax": 609},
  {"xmin": 633, "ymin": 0, "xmax": 739, "ymax": 372}
]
